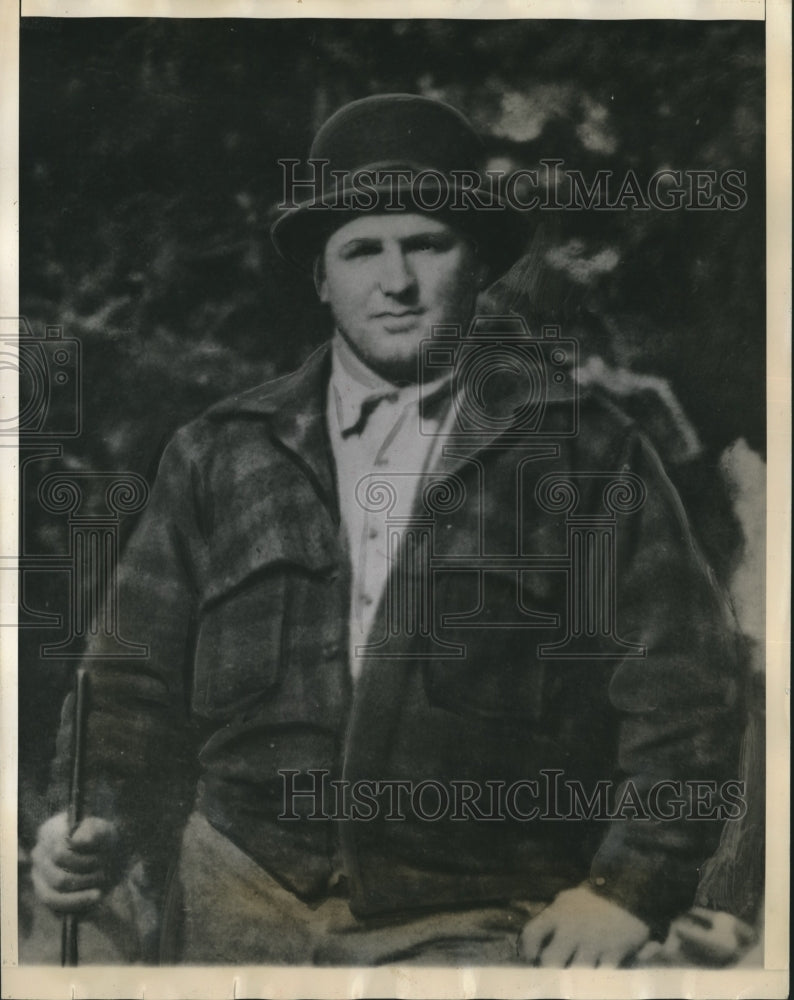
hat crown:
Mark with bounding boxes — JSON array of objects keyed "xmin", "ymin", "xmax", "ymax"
[
  {"xmin": 271, "ymin": 92, "xmax": 527, "ymax": 273},
  {"xmin": 309, "ymin": 93, "xmax": 484, "ymax": 176}
]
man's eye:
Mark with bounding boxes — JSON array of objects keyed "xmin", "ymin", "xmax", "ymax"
[
  {"xmin": 342, "ymin": 244, "xmax": 380, "ymax": 260},
  {"xmin": 410, "ymin": 237, "xmax": 452, "ymax": 253}
]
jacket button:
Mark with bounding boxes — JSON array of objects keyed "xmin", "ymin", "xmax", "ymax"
[{"xmin": 323, "ymin": 641, "xmax": 342, "ymax": 660}]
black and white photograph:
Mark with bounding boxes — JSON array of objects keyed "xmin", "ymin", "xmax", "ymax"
[{"xmin": 1, "ymin": 1, "xmax": 789, "ymax": 997}]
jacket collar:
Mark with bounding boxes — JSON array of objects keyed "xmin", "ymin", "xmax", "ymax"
[
  {"xmin": 209, "ymin": 341, "xmax": 338, "ymax": 515},
  {"xmin": 207, "ymin": 335, "xmax": 578, "ymax": 504}
]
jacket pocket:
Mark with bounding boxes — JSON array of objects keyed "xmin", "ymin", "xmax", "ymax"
[{"xmin": 193, "ymin": 572, "xmax": 289, "ymax": 717}]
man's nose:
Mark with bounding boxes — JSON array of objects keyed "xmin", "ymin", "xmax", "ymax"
[{"xmin": 377, "ymin": 248, "xmax": 416, "ymax": 295}]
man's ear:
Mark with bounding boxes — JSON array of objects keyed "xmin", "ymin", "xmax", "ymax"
[{"xmin": 313, "ymin": 256, "xmax": 328, "ymax": 302}]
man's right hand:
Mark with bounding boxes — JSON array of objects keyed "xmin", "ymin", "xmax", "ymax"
[{"xmin": 31, "ymin": 812, "xmax": 120, "ymax": 913}]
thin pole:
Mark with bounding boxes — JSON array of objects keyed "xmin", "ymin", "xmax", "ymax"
[{"xmin": 61, "ymin": 668, "xmax": 89, "ymax": 967}]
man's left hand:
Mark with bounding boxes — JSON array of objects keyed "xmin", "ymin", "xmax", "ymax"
[{"xmin": 518, "ymin": 885, "xmax": 650, "ymax": 967}]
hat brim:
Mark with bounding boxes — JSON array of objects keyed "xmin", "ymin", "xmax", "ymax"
[{"xmin": 270, "ymin": 179, "xmax": 529, "ymax": 278}]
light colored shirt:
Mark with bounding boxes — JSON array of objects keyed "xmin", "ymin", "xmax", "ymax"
[{"xmin": 326, "ymin": 333, "xmax": 450, "ymax": 681}]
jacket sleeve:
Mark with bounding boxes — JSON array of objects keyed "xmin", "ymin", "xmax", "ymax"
[
  {"xmin": 587, "ymin": 427, "xmax": 746, "ymax": 938},
  {"xmin": 49, "ymin": 429, "xmax": 204, "ymax": 879}
]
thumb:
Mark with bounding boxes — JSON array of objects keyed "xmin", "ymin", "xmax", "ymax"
[{"xmin": 69, "ymin": 816, "xmax": 119, "ymax": 853}]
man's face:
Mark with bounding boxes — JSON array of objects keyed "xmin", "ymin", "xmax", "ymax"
[{"xmin": 317, "ymin": 213, "xmax": 485, "ymax": 383}]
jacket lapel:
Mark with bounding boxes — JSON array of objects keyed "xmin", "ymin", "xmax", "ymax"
[
  {"xmin": 213, "ymin": 342, "xmax": 338, "ymax": 520},
  {"xmin": 425, "ymin": 368, "xmax": 575, "ymax": 482},
  {"xmin": 265, "ymin": 345, "xmax": 339, "ymax": 520}
]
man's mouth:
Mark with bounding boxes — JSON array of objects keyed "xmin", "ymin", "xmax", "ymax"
[
  {"xmin": 372, "ymin": 309, "xmax": 425, "ymax": 332},
  {"xmin": 372, "ymin": 310, "xmax": 424, "ymax": 318}
]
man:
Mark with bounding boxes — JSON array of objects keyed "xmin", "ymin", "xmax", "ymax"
[{"xmin": 31, "ymin": 93, "xmax": 743, "ymax": 966}]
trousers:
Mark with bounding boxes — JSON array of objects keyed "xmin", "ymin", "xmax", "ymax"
[{"xmin": 161, "ymin": 812, "xmax": 545, "ymax": 965}]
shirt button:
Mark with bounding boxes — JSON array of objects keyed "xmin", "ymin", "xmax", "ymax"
[
  {"xmin": 360, "ymin": 593, "xmax": 374, "ymax": 606},
  {"xmin": 368, "ymin": 527, "xmax": 379, "ymax": 539}
]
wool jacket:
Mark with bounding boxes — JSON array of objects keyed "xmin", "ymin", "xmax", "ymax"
[{"xmin": 52, "ymin": 339, "xmax": 744, "ymax": 940}]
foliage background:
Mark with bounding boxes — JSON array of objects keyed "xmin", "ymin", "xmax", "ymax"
[{"xmin": 18, "ymin": 17, "xmax": 765, "ymax": 838}]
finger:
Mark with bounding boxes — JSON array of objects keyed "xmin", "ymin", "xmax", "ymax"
[
  {"xmin": 32, "ymin": 835, "xmax": 106, "ymax": 876},
  {"xmin": 686, "ymin": 909, "xmax": 756, "ymax": 948},
  {"xmin": 537, "ymin": 930, "xmax": 578, "ymax": 968},
  {"xmin": 633, "ymin": 939, "xmax": 667, "ymax": 966},
  {"xmin": 568, "ymin": 946, "xmax": 602, "ymax": 968},
  {"xmin": 31, "ymin": 866, "xmax": 103, "ymax": 914},
  {"xmin": 673, "ymin": 922, "xmax": 741, "ymax": 965},
  {"xmin": 49, "ymin": 844, "xmax": 107, "ymax": 874},
  {"xmin": 518, "ymin": 913, "xmax": 555, "ymax": 963},
  {"xmin": 684, "ymin": 907, "xmax": 717, "ymax": 929},
  {"xmin": 31, "ymin": 847, "xmax": 107, "ymax": 894},
  {"xmin": 675, "ymin": 921, "xmax": 726, "ymax": 949},
  {"xmin": 37, "ymin": 833, "xmax": 107, "ymax": 872},
  {"xmin": 598, "ymin": 947, "xmax": 627, "ymax": 968},
  {"xmin": 36, "ymin": 812, "xmax": 71, "ymax": 849},
  {"xmin": 601, "ymin": 940, "xmax": 645, "ymax": 968},
  {"xmin": 32, "ymin": 836, "xmax": 106, "ymax": 877}
]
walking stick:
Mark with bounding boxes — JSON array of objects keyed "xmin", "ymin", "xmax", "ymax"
[{"xmin": 61, "ymin": 667, "xmax": 89, "ymax": 967}]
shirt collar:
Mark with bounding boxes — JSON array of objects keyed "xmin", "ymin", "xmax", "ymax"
[{"xmin": 329, "ymin": 331, "xmax": 450, "ymax": 436}]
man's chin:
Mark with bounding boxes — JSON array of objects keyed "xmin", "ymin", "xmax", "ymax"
[
  {"xmin": 366, "ymin": 354, "xmax": 423, "ymax": 385},
  {"xmin": 351, "ymin": 332, "xmax": 428, "ymax": 384}
]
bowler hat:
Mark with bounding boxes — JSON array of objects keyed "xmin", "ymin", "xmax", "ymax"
[{"xmin": 270, "ymin": 93, "xmax": 527, "ymax": 275}]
